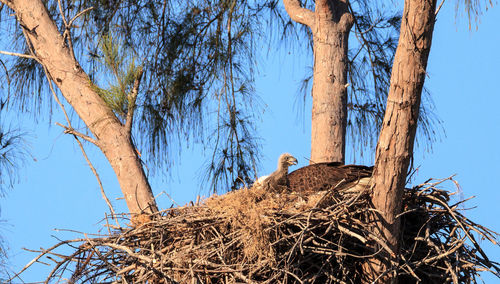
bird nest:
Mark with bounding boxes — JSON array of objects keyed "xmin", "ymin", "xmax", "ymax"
[{"xmin": 12, "ymin": 178, "xmax": 500, "ymax": 283}]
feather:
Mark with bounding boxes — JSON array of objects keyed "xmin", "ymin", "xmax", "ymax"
[
  {"xmin": 257, "ymin": 153, "xmax": 297, "ymax": 191},
  {"xmin": 288, "ymin": 163, "xmax": 372, "ymax": 193}
]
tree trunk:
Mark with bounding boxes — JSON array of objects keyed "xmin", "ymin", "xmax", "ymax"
[
  {"xmin": 284, "ymin": 0, "xmax": 353, "ymax": 164},
  {"xmin": 10, "ymin": 0, "xmax": 158, "ymax": 215},
  {"xmin": 367, "ymin": 0, "xmax": 437, "ymax": 281}
]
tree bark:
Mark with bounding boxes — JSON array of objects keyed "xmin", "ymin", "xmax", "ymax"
[
  {"xmin": 10, "ymin": 0, "xmax": 158, "ymax": 215},
  {"xmin": 310, "ymin": 0, "xmax": 352, "ymax": 164},
  {"xmin": 283, "ymin": 0, "xmax": 353, "ymax": 164},
  {"xmin": 367, "ymin": 0, "xmax": 437, "ymax": 281}
]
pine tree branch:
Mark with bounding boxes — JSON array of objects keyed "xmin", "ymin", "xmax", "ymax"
[
  {"xmin": 0, "ymin": 50, "xmax": 38, "ymax": 61},
  {"xmin": 59, "ymin": 2, "xmax": 93, "ymax": 62},
  {"xmin": 435, "ymin": 0, "xmax": 445, "ymax": 16},
  {"xmin": 57, "ymin": 0, "xmax": 68, "ymax": 27},
  {"xmin": 125, "ymin": 68, "xmax": 143, "ymax": 135},
  {"xmin": 68, "ymin": 6, "xmax": 94, "ymax": 28},
  {"xmin": 283, "ymin": 0, "xmax": 315, "ymax": 28},
  {"xmin": 55, "ymin": 123, "xmax": 99, "ymax": 145}
]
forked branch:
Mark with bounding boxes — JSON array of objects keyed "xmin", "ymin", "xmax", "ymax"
[{"xmin": 283, "ymin": 0, "xmax": 315, "ymax": 28}]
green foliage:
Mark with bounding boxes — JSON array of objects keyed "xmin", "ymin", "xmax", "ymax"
[
  {"xmin": 3, "ymin": 0, "xmax": 483, "ymax": 191},
  {"xmin": 456, "ymin": 0, "xmax": 494, "ymax": 30},
  {"xmin": 0, "ymin": 109, "xmax": 29, "ymax": 194},
  {"xmin": 69, "ymin": 0, "xmax": 262, "ymax": 191},
  {"xmin": 90, "ymin": 34, "xmax": 142, "ymax": 120}
]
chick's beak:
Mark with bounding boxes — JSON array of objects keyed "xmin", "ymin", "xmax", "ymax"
[{"xmin": 289, "ymin": 157, "xmax": 298, "ymax": 166}]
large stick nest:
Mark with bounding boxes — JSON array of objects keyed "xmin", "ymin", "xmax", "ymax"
[{"xmin": 12, "ymin": 178, "xmax": 500, "ymax": 283}]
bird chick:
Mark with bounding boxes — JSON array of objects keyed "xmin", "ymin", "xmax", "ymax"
[{"xmin": 257, "ymin": 153, "xmax": 298, "ymax": 192}]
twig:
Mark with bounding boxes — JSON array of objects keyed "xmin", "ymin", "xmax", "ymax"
[
  {"xmin": 8, "ymin": 238, "xmax": 87, "ymax": 282},
  {"xmin": 68, "ymin": 7, "xmax": 94, "ymax": 28},
  {"xmin": 75, "ymin": 136, "xmax": 118, "ymax": 223},
  {"xmin": 57, "ymin": 0, "xmax": 68, "ymax": 27},
  {"xmin": 55, "ymin": 122, "xmax": 99, "ymax": 145},
  {"xmin": 0, "ymin": 50, "xmax": 39, "ymax": 61},
  {"xmin": 103, "ymin": 243, "xmax": 153, "ymax": 263},
  {"xmin": 435, "ymin": 0, "xmax": 446, "ymax": 16},
  {"xmin": 59, "ymin": 3, "xmax": 94, "ymax": 61},
  {"xmin": 338, "ymin": 225, "xmax": 367, "ymax": 243},
  {"xmin": 426, "ymin": 194, "xmax": 493, "ymax": 267}
]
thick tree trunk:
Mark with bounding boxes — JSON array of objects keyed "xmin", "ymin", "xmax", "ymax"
[
  {"xmin": 310, "ymin": 0, "xmax": 352, "ymax": 164},
  {"xmin": 10, "ymin": 0, "xmax": 158, "ymax": 215},
  {"xmin": 284, "ymin": 0, "xmax": 353, "ymax": 164},
  {"xmin": 367, "ymin": 0, "xmax": 437, "ymax": 281}
]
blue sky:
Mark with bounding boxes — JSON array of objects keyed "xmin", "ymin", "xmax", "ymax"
[{"xmin": 1, "ymin": 1, "xmax": 499, "ymax": 282}]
